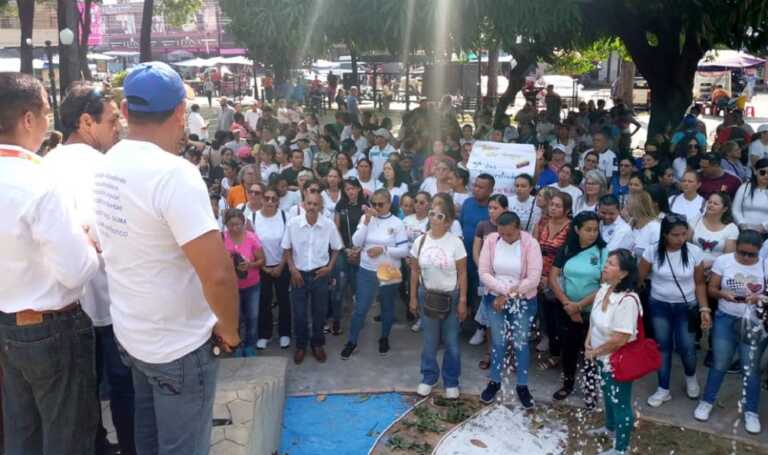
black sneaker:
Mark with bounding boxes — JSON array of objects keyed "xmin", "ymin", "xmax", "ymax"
[
  {"xmin": 480, "ymin": 381, "xmax": 501, "ymax": 404},
  {"xmin": 341, "ymin": 342, "xmax": 356, "ymax": 360},
  {"xmin": 378, "ymin": 337, "xmax": 390, "ymax": 356},
  {"xmin": 516, "ymin": 385, "xmax": 535, "ymax": 409},
  {"xmin": 728, "ymin": 359, "xmax": 742, "ymax": 374}
]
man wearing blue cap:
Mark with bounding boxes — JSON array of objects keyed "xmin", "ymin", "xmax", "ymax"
[{"xmin": 92, "ymin": 62, "xmax": 240, "ymax": 455}]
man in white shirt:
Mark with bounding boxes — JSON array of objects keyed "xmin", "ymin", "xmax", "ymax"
[
  {"xmin": 187, "ymin": 103, "xmax": 208, "ymax": 140},
  {"xmin": 217, "ymin": 97, "xmax": 235, "ymax": 132},
  {"xmin": 598, "ymin": 195, "xmax": 634, "ymax": 252},
  {"xmin": 369, "ymin": 128, "xmax": 398, "ymax": 179},
  {"xmin": 44, "ymin": 81, "xmax": 136, "ymax": 454},
  {"xmin": 93, "ymin": 62, "xmax": 240, "ymax": 455},
  {"xmin": 350, "ymin": 122, "xmax": 369, "ymax": 163},
  {"xmin": 245, "ymin": 101, "xmax": 262, "ymax": 132},
  {"xmin": 0, "ymin": 73, "xmax": 100, "ymax": 454},
  {"xmin": 583, "ymin": 131, "xmax": 617, "ymax": 180},
  {"xmin": 281, "ymin": 192, "xmax": 343, "ymax": 365}
]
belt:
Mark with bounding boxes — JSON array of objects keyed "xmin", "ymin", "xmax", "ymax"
[{"xmin": 1, "ymin": 302, "xmax": 80, "ymax": 327}]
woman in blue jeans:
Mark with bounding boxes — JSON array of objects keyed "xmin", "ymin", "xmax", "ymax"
[
  {"xmin": 638, "ymin": 213, "xmax": 709, "ymax": 407},
  {"xmin": 342, "ymin": 189, "xmax": 409, "ymax": 359},
  {"xmin": 695, "ymin": 229, "xmax": 767, "ymax": 435},
  {"xmin": 409, "ymin": 193, "xmax": 468, "ymax": 399},
  {"xmin": 477, "ymin": 211, "xmax": 543, "ymax": 407}
]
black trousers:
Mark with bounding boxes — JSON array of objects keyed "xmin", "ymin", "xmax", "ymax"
[{"xmin": 258, "ymin": 268, "xmax": 292, "ymax": 339}]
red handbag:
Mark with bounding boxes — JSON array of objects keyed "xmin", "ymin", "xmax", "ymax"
[{"xmin": 609, "ymin": 295, "xmax": 661, "ymax": 382}]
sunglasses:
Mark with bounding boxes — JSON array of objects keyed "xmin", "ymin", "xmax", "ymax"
[
  {"xmin": 737, "ymin": 250, "xmax": 758, "ymax": 258},
  {"xmin": 371, "ymin": 201, "xmax": 387, "ymax": 209},
  {"xmin": 263, "ymin": 195, "xmax": 278, "ymax": 202},
  {"xmin": 688, "ymin": 144, "xmax": 699, "ymax": 149},
  {"xmin": 428, "ymin": 210, "xmax": 446, "ymax": 221},
  {"xmin": 759, "ymin": 168, "xmax": 768, "ymax": 176}
]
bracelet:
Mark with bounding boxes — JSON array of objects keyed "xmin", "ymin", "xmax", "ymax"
[{"xmin": 699, "ymin": 307, "xmax": 712, "ymax": 313}]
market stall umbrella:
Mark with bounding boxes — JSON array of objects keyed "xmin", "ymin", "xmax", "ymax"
[
  {"xmin": 175, "ymin": 57, "xmax": 215, "ymax": 68},
  {"xmin": 698, "ymin": 50, "xmax": 766, "ymax": 70},
  {"xmin": 220, "ymin": 56, "xmax": 253, "ymax": 66}
]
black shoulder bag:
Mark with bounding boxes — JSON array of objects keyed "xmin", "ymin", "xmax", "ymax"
[
  {"xmin": 416, "ymin": 236, "xmax": 453, "ymax": 320},
  {"xmin": 666, "ymin": 251, "xmax": 699, "ymax": 333}
]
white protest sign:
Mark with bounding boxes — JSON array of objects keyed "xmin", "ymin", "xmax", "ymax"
[{"xmin": 467, "ymin": 141, "xmax": 537, "ymax": 197}]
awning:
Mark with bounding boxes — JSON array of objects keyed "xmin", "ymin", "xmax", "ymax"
[{"xmin": 698, "ymin": 50, "xmax": 766, "ymax": 70}]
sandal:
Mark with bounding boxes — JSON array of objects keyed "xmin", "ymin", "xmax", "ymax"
[
  {"xmin": 552, "ymin": 385, "xmax": 574, "ymax": 401},
  {"xmin": 478, "ymin": 353, "xmax": 491, "ymax": 370}
]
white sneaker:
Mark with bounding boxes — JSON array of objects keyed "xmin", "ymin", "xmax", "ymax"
[
  {"xmin": 586, "ymin": 426, "xmax": 615, "ymax": 437},
  {"xmin": 694, "ymin": 401, "xmax": 713, "ymax": 421},
  {"xmin": 445, "ymin": 387, "xmax": 460, "ymax": 400},
  {"xmin": 744, "ymin": 412, "xmax": 762, "ymax": 434},
  {"xmin": 256, "ymin": 338, "xmax": 268, "ymax": 350},
  {"xmin": 469, "ymin": 328, "xmax": 486, "ymax": 345},
  {"xmin": 685, "ymin": 375, "xmax": 700, "ymax": 399},
  {"xmin": 410, "ymin": 318, "xmax": 422, "ymax": 333},
  {"xmin": 535, "ymin": 336, "xmax": 550, "ymax": 353},
  {"xmin": 597, "ymin": 449, "xmax": 626, "ymax": 455},
  {"xmin": 417, "ymin": 383, "xmax": 433, "ymax": 397},
  {"xmin": 647, "ymin": 388, "xmax": 671, "ymax": 408},
  {"xmin": 279, "ymin": 336, "xmax": 291, "ymax": 349}
]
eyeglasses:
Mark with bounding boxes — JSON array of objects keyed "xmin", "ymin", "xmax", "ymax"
[
  {"xmin": 737, "ymin": 250, "xmax": 758, "ymax": 258},
  {"xmin": 759, "ymin": 168, "xmax": 768, "ymax": 177},
  {"xmin": 263, "ymin": 195, "xmax": 278, "ymax": 202},
  {"xmin": 248, "ymin": 190, "xmax": 262, "ymax": 196},
  {"xmin": 307, "ymin": 187, "xmax": 320, "ymax": 193},
  {"xmin": 428, "ymin": 211, "xmax": 446, "ymax": 221},
  {"xmin": 371, "ymin": 201, "xmax": 387, "ymax": 209},
  {"xmin": 688, "ymin": 144, "xmax": 699, "ymax": 149},
  {"xmin": 415, "ymin": 199, "xmax": 429, "ymax": 205}
]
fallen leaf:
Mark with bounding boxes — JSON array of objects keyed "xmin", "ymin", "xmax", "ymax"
[
  {"xmin": 470, "ymin": 439, "xmax": 487, "ymax": 448},
  {"xmin": 316, "ymin": 394, "xmax": 326, "ymax": 402}
]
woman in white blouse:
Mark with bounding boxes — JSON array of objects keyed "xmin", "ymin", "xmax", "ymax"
[
  {"xmin": 342, "ymin": 189, "xmax": 409, "ymax": 359},
  {"xmin": 409, "ymin": 194, "xmax": 468, "ymax": 399},
  {"xmin": 574, "ymin": 170, "xmax": 607, "ymax": 214},
  {"xmin": 584, "ymin": 248, "xmax": 641, "ymax": 455},
  {"xmin": 732, "ymin": 158, "xmax": 768, "ymax": 233}
]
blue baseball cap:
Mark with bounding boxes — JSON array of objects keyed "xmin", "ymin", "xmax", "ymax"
[{"xmin": 123, "ymin": 61, "xmax": 186, "ymax": 113}]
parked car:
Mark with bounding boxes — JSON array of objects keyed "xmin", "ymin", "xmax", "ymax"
[{"xmin": 536, "ymin": 74, "xmax": 584, "ymax": 108}]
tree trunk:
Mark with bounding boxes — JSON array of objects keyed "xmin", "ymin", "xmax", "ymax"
[
  {"xmin": 140, "ymin": 0, "xmax": 154, "ymax": 62},
  {"xmin": 615, "ymin": 19, "xmax": 707, "ymax": 141},
  {"xmin": 18, "ymin": 0, "xmax": 35, "ymax": 75},
  {"xmin": 486, "ymin": 44, "xmax": 499, "ymax": 100},
  {"xmin": 78, "ymin": 0, "xmax": 93, "ymax": 80},
  {"xmin": 350, "ymin": 46, "xmax": 358, "ymax": 88},
  {"xmin": 273, "ymin": 54, "xmax": 290, "ymax": 86},
  {"xmin": 493, "ymin": 52, "xmax": 535, "ymax": 129},
  {"xmin": 57, "ymin": 0, "xmax": 81, "ymax": 96},
  {"xmin": 618, "ymin": 59, "xmax": 634, "ymax": 107}
]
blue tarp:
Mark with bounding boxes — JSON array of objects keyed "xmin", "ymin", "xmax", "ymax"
[{"xmin": 280, "ymin": 393, "xmax": 410, "ymax": 455}]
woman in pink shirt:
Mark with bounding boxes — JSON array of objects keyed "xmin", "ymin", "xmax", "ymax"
[{"xmin": 223, "ymin": 209, "xmax": 266, "ymax": 357}]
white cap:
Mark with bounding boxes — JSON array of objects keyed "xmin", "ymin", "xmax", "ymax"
[{"xmin": 757, "ymin": 124, "xmax": 768, "ymax": 133}]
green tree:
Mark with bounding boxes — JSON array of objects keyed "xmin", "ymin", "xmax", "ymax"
[
  {"xmin": 0, "ymin": 0, "xmax": 39, "ymax": 75},
  {"xmin": 139, "ymin": 0, "xmax": 204, "ymax": 62},
  {"xmin": 579, "ymin": 0, "xmax": 768, "ymax": 137},
  {"xmin": 220, "ymin": 0, "xmax": 312, "ymax": 84}
]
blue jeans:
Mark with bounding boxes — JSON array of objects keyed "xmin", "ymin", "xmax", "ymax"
[
  {"xmin": 484, "ymin": 294, "xmax": 538, "ymax": 385},
  {"xmin": 329, "ymin": 250, "xmax": 357, "ymax": 322},
  {"xmin": 348, "ymin": 268, "xmax": 398, "ymax": 345},
  {"xmin": 0, "ymin": 306, "xmax": 99, "ymax": 455},
  {"xmin": 419, "ymin": 288, "xmax": 461, "ymax": 388},
  {"xmin": 239, "ymin": 283, "xmax": 260, "ymax": 348},
  {"xmin": 702, "ymin": 310, "xmax": 768, "ymax": 413},
  {"xmin": 291, "ymin": 272, "xmax": 329, "ymax": 349},
  {"xmin": 120, "ymin": 340, "xmax": 218, "ymax": 455},
  {"xmin": 648, "ymin": 297, "xmax": 697, "ymax": 389},
  {"xmin": 95, "ymin": 324, "xmax": 135, "ymax": 455}
]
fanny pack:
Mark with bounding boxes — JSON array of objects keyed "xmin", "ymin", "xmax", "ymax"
[{"xmin": 417, "ymin": 236, "xmax": 452, "ymax": 320}]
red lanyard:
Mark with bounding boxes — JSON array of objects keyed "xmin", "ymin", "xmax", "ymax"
[{"xmin": 0, "ymin": 148, "xmax": 41, "ymax": 164}]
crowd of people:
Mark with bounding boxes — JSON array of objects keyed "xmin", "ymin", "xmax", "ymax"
[{"xmin": 3, "ymin": 59, "xmax": 768, "ymax": 455}]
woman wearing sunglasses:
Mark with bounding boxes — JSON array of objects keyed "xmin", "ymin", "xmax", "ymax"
[
  {"xmin": 638, "ymin": 214, "xmax": 709, "ymax": 408},
  {"xmin": 239, "ymin": 182, "xmax": 264, "ymax": 231},
  {"xmin": 254, "ymin": 187, "xmax": 292, "ymax": 350},
  {"xmin": 477, "ymin": 212, "xmax": 543, "ymax": 407},
  {"xmin": 342, "ymin": 189, "xmax": 409, "ymax": 359},
  {"xmin": 695, "ymin": 230, "xmax": 767, "ymax": 435},
  {"xmin": 733, "ymin": 158, "xmax": 768, "ymax": 233},
  {"xmin": 409, "ymin": 193, "xmax": 468, "ymax": 399}
]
